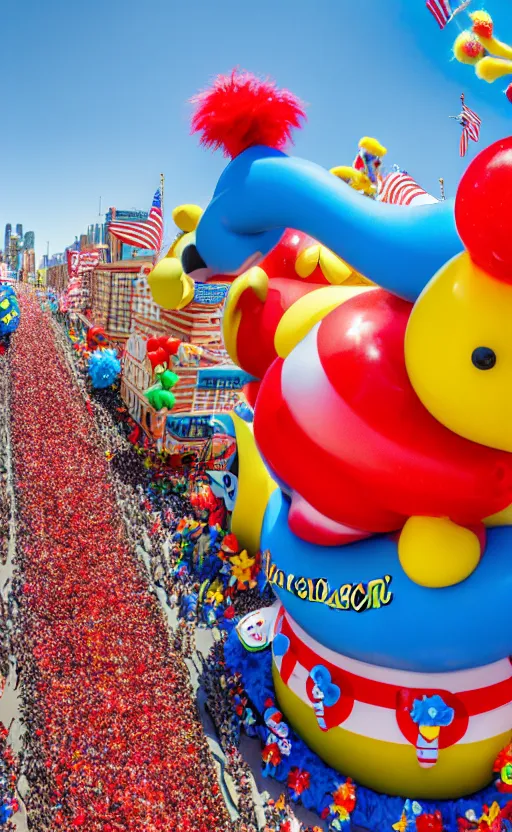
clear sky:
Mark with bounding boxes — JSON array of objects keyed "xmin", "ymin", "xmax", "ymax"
[{"xmin": 1, "ymin": 0, "xmax": 511, "ymax": 260}]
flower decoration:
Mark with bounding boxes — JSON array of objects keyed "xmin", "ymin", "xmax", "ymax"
[
  {"xmin": 410, "ymin": 695, "xmax": 455, "ymax": 727},
  {"xmin": 229, "ymin": 549, "xmax": 256, "ymax": 589},
  {"xmin": 310, "ymin": 665, "xmax": 341, "ymax": 708},
  {"xmin": 287, "ymin": 767, "xmax": 310, "ymax": 801},
  {"xmin": 494, "ymin": 743, "xmax": 512, "ymax": 793}
]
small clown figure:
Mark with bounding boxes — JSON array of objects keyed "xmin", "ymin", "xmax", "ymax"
[
  {"xmin": 262, "ymin": 702, "xmax": 292, "ymax": 778},
  {"xmin": 307, "ymin": 665, "xmax": 341, "ymax": 731},
  {"xmin": 351, "ymin": 137, "xmax": 387, "ymax": 194},
  {"xmin": 330, "ymin": 137, "xmax": 387, "ymax": 197},
  {"xmin": 410, "ymin": 694, "xmax": 455, "ymax": 768}
]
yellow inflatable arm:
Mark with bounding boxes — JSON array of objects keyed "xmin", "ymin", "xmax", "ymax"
[{"xmin": 230, "ymin": 411, "xmax": 277, "ymax": 553}]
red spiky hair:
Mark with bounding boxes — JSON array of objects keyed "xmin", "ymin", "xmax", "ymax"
[{"xmin": 191, "ymin": 70, "xmax": 306, "ymax": 159}]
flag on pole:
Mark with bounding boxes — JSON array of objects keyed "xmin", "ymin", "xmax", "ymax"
[
  {"xmin": 459, "ymin": 94, "xmax": 481, "ymax": 157},
  {"xmin": 426, "ymin": 0, "xmax": 452, "ymax": 28},
  {"xmin": 378, "ymin": 171, "xmax": 438, "ymax": 206},
  {"xmin": 108, "ymin": 189, "xmax": 164, "ymax": 253},
  {"xmin": 426, "ymin": 0, "xmax": 471, "ymax": 29}
]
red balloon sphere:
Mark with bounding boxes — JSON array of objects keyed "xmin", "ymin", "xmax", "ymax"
[
  {"xmin": 165, "ymin": 337, "xmax": 181, "ymax": 356},
  {"xmin": 455, "ymin": 137, "xmax": 512, "ymax": 283},
  {"xmin": 146, "ymin": 337, "xmax": 160, "ymax": 353},
  {"xmin": 148, "ymin": 347, "xmax": 168, "ymax": 369},
  {"xmin": 506, "ymin": 83, "xmax": 512, "ymax": 104}
]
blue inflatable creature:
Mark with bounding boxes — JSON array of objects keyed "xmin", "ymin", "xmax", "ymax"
[
  {"xmin": 87, "ymin": 348, "xmax": 121, "ymax": 389},
  {"xmin": 0, "ymin": 284, "xmax": 20, "ymax": 339}
]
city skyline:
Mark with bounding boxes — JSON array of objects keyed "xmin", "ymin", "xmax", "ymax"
[{"xmin": 2, "ymin": 222, "xmax": 36, "ymax": 277}]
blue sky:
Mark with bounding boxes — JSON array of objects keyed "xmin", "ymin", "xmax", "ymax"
[{"xmin": 1, "ymin": 0, "xmax": 511, "ymax": 259}]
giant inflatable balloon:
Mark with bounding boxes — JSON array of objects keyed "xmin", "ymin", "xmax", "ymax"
[
  {"xmin": 0, "ymin": 284, "xmax": 20, "ymax": 338},
  {"xmin": 156, "ymin": 71, "xmax": 512, "ymax": 802},
  {"xmin": 147, "ymin": 202, "xmax": 369, "ymax": 320}
]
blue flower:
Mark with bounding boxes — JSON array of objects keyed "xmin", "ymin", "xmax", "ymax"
[
  {"xmin": 410, "ymin": 694, "xmax": 454, "ymax": 727},
  {"xmin": 310, "ymin": 665, "xmax": 341, "ymax": 707}
]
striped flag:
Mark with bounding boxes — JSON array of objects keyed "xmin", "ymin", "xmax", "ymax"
[
  {"xmin": 426, "ymin": 0, "xmax": 471, "ymax": 28},
  {"xmin": 379, "ymin": 171, "xmax": 438, "ymax": 206},
  {"xmin": 108, "ymin": 189, "xmax": 164, "ymax": 253},
  {"xmin": 426, "ymin": 0, "xmax": 452, "ymax": 28},
  {"xmin": 459, "ymin": 95, "xmax": 481, "ymax": 157}
]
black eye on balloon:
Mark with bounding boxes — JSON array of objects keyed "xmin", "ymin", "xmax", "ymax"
[{"xmin": 471, "ymin": 347, "xmax": 496, "ymax": 370}]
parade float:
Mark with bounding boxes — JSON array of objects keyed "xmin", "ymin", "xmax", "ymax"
[
  {"xmin": 149, "ymin": 71, "xmax": 512, "ymax": 829},
  {"xmin": 0, "ymin": 283, "xmax": 20, "ymax": 346}
]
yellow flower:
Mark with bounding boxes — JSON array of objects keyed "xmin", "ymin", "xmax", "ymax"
[
  {"xmin": 392, "ymin": 814, "xmax": 409, "ymax": 832},
  {"xmin": 479, "ymin": 802, "xmax": 500, "ymax": 826},
  {"xmin": 230, "ymin": 549, "xmax": 255, "ymax": 585}
]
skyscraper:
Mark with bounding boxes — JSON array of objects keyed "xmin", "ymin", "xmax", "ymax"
[
  {"xmin": 24, "ymin": 231, "xmax": 35, "ymax": 251},
  {"xmin": 16, "ymin": 224, "xmax": 23, "ymax": 241},
  {"xmin": 8, "ymin": 234, "xmax": 20, "ymax": 272},
  {"xmin": 4, "ymin": 225, "xmax": 11, "ymax": 261}
]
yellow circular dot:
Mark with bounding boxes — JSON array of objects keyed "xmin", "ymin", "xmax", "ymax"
[{"xmin": 398, "ymin": 516, "xmax": 481, "ymax": 588}]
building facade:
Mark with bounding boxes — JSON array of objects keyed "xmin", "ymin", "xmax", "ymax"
[{"xmin": 121, "ymin": 273, "xmax": 252, "ymax": 459}]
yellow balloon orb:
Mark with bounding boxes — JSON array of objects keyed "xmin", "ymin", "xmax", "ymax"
[
  {"xmin": 405, "ymin": 253, "xmax": 512, "ymax": 453},
  {"xmin": 147, "ymin": 256, "xmax": 186, "ymax": 309},
  {"xmin": 398, "ymin": 516, "xmax": 481, "ymax": 588}
]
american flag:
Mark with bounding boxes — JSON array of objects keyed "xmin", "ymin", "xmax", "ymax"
[
  {"xmin": 459, "ymin": 95, "xmax": 481, "ymax": 157},
  {"xmin": 108, "ymin": 189, "xmax": 164, "ymax": 254},
  {"xmin": 379, "ymin": 171, "xmax": 438, "ymax": 206},
  {"xmin": 426, "ymin": 0, "xmax": 471, "ymax": 28}
]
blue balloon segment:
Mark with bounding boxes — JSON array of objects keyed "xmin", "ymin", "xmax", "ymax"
[
  {"xmin": 261, "ymin": 489, "xmax": 512, "ymax": 672},
  {"xmin": 196, "ymin": 147, "xmax": 462, "ymax": 302},
  {"xmin": 0, "ymin": 284, "xmax": 20, "ymax": 336},
  {"xmin": 87, "ymin": 348, "xmax": 121, "ymax": 389}
]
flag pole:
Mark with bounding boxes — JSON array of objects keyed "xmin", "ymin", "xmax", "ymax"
[
  {"xmin": 439, "ymin": 178, "xmax": 445, "ymax": 200},
  {"xmin": 160, "ymin": 173, "xmax": 164, "ymax": 213}
]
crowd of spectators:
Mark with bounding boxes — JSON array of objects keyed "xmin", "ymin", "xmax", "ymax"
[{"xmin": 3, "ymin": 294, "xmax": 233, "ymax": 831}]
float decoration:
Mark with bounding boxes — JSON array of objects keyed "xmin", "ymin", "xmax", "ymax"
[
  {"xmin": 409, "ymin": 695, "xmax": 455, "ymax": 769},
  {"xmin": 87, "ymin": 348, "xmax": 121, "ymax": 389},
  {"xmin": 494, "ymin": 743, "xmax": 512, "ymax": 793},
  {"xmin": 144, "ymin": 368, "xmax": 179, "ymax": 411},
  {"xmin": 86, "ymin": 325, "xmax": 108, "ymax": 351},
  {"xmin": 143, "ymin": 335, "xmax": 181, "ymax": 411},
  {"xmin": 287, "ymin": 767, "xmax": 311, "ymax": 803},
  {"xmin": 0, "ymin": 284, "xmax": 20, "ymax": 338},
  {"xmin": 320, "ymin": 778, "xmax": 356, "ymax": 831},
  {"xmin": 330, "ymin": 137, "xmax": 387, "ymax": 197},
  {"xmin": 262, "ymin": 700, "xmax": 293, "ymax": 778},
  {"xmin": 146, "ymin": 335, "xmax": 180, "ymax": 373},
  {"xmin": 188, "ymin": 67, "xmax": 512, "ymax": 811},
  {"xmin": 236, "ymin": 606, "xmax": 278, "ymax": 652},
  {"xmin": 191, "ymin": 70, "xmax": 306, "ymax": 159},
  {"xmin": 147, "ymin": 205, "xmax": 202, "ymax": 310},
  {"xmin": 453, "ymin": 11, "xmax": 512, "ymax": 101}
]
